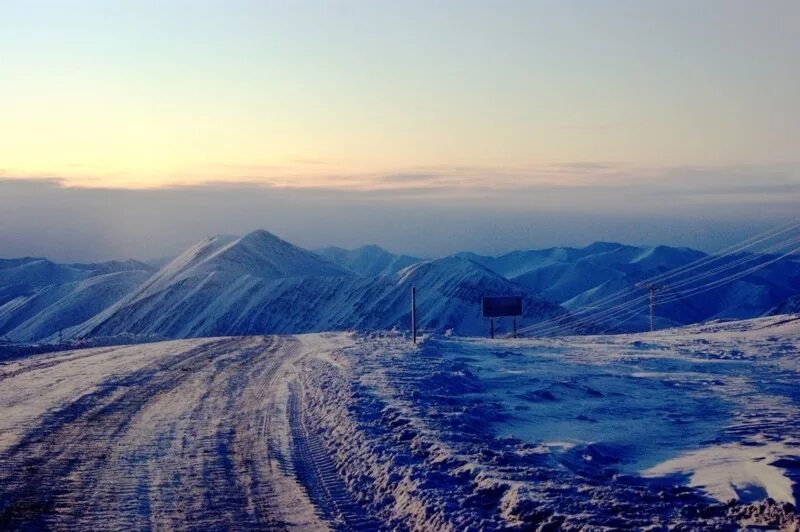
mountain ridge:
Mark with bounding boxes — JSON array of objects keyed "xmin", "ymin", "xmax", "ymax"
[
  {"xmin": 315, "ymin": 244, "xmax": 421, "ymax": 276},
  {"xmin": 2, "ymin": 232, "xmax": 799, "ymax": 343}
]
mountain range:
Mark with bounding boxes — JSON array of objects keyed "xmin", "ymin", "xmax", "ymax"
[
  {"xmin": 1, "ymin": 229, "xmax": 798, "ymax": 344},
  {"xmin": 460, "ymin": 242, "xmax": 800, "ymax": 331}
]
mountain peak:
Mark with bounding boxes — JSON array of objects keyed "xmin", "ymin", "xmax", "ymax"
[
  {"xmin": 199, "ymin": 230, "xmax": 350, "ymax": 280},
  {"xmin": 396, "ymin": 255, "xmax": 498, "ymax": 285},
  {"xmin": 315, "ymin": 244, "xmax": 421, "ymax": 277},
  {"xmin": 238, "ymin": 229, "xmax": 283, "ymax": 244},
  {"xmin": 583, "ymin": 241, "xmax": 626, "ymax": 253},
  {"xmin": 127, "ymin": 230, "xmax": 349, "ymax": 299}
]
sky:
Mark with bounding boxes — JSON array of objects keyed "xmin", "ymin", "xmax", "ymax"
[{"xmin": 1, "ymin": 0, "xmax": 799, "ymax": 260}]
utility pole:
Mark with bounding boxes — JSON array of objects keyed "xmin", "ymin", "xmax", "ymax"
[
  {"xmin": 411, "ymin": 286, "xmax": 417, "ymax": 344},
  {"xmin": 637, "ymin": 282, "xmax": 661, "ymax": 332}
]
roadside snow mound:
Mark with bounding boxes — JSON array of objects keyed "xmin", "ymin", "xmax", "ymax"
[{"xmin": 295, "ymin": 317, "xmax": 800, "ymax": 529}]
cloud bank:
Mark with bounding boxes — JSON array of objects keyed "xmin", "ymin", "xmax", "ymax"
[{"xmin": 0, "ymin": 163, "xmax": 798, "ymax": 262}]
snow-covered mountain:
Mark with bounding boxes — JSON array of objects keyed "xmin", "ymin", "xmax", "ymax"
[
  {"xmin": 0, "ymin": 258, "xmax": 155, "ymax": 342},
  {"xmin": 770, "ymin": 292, "xmax": 800, "ymax": 315},
  {"xmin": 3, "ymin": 233, "xmax": 798, "ymax": 343},
  {"xmin": 388, "ymin": 256, "xmax": 566, "ymax": 335},
  {"xmin": 71, "ymin": 230, "xmax": 353, "ymax": 339},
  {"xmin": 462, "ymin": 242, "xmax": 800, "ymax": 332},
  {"xmin": 0, "ymin": 258, "xmax": 90, "ymax": 306},
  {"xmin": 315, "ymin": 244, "xmax": 421, "ymax": 276},
  {"xmin": 71, "ymin": 233, "xmax": 566, "ymax": 339}
]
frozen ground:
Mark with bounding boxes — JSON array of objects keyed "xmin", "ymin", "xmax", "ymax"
[{"xmin": 1, "ymin": 316, "xmax": 799, "ymax": 529}]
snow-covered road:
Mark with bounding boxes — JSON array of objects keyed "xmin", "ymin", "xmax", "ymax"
[
  {"xmin": 0, "ymin": 334, "xmax": 358, "ymax": 530},
  {"xmin": 1, "ymin": 318, "xmax": 799, "ymax": 530}
]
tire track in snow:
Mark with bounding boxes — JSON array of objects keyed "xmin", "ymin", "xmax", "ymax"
[
  {"xmin": 0, "ymin": 336, "xmax": 328, "ymax": 530},
  {"xmin": 0, "ymin": 346, "xmax": 121, "ymax": 384},
  {"xmin": 83, "ymin": 337, "xmax": 281, "ymax": 530},
  {"xmin": 0, "ymin": 338, "xmax": 240, "ymax": 529},
  {"xmin": 288, "ymin": 380, "xmax": 380, "ymax": 531}
]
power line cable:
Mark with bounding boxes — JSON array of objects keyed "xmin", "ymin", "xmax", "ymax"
[{"xmin": 522, "ymin": 226, "xmax": 800, "ymax": 336}]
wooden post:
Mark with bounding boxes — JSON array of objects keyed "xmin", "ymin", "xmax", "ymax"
[
  {"xmin": 411, "ymin": 286, "xmax": 417, "ymax": 344},
  {"xmin": 513, "ymin": 316, "xmax": 517, "ymax": 339},
  {"xmin": 490, "ymin": 318, "xmax": 494, "ymax": 339}
]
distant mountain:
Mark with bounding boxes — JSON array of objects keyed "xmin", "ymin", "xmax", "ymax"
[
  {"xmin": 0, "ymin": 258, "xmax": 87, "ymax": 307},
  {"xmin": 0, "ymin": 258, "xmax": 155, "ymax": 342},
  {"xmin": 149, "ymin": 230, "xmax": 351, "ymax": 284},
  {"xmin": 2, "ymin": 234, "xmax": 797, "ymax": 343},
  {"xmin": 70, "ymin": 233, "xmax": 566, "ymax": 339},
  {"xmin": 315, "ymin": 245, "xmax": 421, "ymax": 276},
  {"xmin": 71, "ymin": 230, "xmax": 352, "ymax": 339},
  {"xmin": 770, "ymin": 292, "xmax": 800, "ymax": 315},
  {"xmin": 391, "ymin": 257, "xmax": 567, "ymax": 335},
  {"xmin": 461, "ymin": 243, "xmax": 800, "ymax": 332},
  {"xmin": 68, "ymin": 259, "xmax": 155, "ymax": 276}
]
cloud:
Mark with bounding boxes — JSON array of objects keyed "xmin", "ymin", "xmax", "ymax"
[
  {"xmin": 0, "ymin": 162, "xmax": 797, "ymax": 262},
  {"xmin": 378, "ymin": 173, "xmax": 441, "ymax": 183}
]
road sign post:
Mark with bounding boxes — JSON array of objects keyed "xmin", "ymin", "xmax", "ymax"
[
  {"xmin": 482, "ymin": 296, "xmax": 523, "ymax": 339},
  {"xmin": 411, "ymin": 286, "xmax": 417, "ymax": 344}
]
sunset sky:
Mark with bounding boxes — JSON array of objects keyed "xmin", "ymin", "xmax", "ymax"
[
  {"xmin": 3, "ymin": 0, "xmax": 798, "ymax": 189},
  {"xmin": 1, "ymin": 1, "xmax": 799, "ymax": 259}
]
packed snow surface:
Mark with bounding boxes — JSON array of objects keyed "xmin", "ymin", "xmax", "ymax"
[{"xmin": 1, "ymin": 316, "xmax": 799, "ymax": 529}]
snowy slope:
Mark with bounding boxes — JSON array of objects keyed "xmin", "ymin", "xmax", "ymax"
[
  {"xmin": 467, "ymin": 243, "xmax": 800, "ymax": 332},
  {"xmin": 0, "ymin": 258, "xmax": 155, "ymax": 342},
  {"xmin": 0, "ymin": 269, "xmax": 153, "ymax": 342},
  {"xmin": 298, "ymin": 316, "xmax": 800, "ymax": 529},
  {"xmin": 315, "ymin": 244, "xmax": 421, "ymax": 276},
  {"xmin": 0, "ymin": 258, "xmax": 88, "ymax": 306},
  {"xmin": 71, "ymin": 230, "xmax": 353, "ymax": 339},
  {"xmin": 771, "ymin": 291, "xmax": 800, "ymax": 315},
  {"xmin": 72, "ymin": 244, "xmax": 568, "ymax": 339},
  {"xmin": 392, "ymin": 257, "xmax": 566, "ymax": 334}
]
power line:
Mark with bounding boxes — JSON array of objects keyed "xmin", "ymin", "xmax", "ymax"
[
  {"xmin": 542, "ymin": 238, "xmax": 798, "ymax": 336},
  {"xmin": 539, "ymin": 218, "xmax": 800, "ymax": 327},
  {"xmin": 522, "ymin": 221, "xmax": 800, "ymax": 337},
  {"xmin": 523, "ymin": 228, "xmax": 800, "ymax": 336}
]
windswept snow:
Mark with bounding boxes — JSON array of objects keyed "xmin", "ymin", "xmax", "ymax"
[
  {"xmin": 643, "ymin": 436, "xmax": 797, "ymax": 505},
  {"xmin": 1, "ymin": 317, "xmax": 799, "ymax": 529},
  {"xmin": 295, "ymin": 315, "xmax": 800, "ymax": 529}
]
